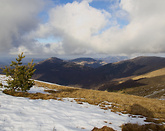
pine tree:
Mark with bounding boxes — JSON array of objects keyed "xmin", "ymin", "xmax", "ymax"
[{"xmin": 2, "ymin": 52, "xmax": 36, "ymax": 92}]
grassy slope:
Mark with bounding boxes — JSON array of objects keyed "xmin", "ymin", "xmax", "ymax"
[
  {"xmin": 97, "ymin": 68, "xmax": 165, "ymax": 101},
  {"xmin": 132, "ymin": 67, "xmax": 165, "ymax": 80},
  {"xmin": 4, "ymin": 80, "xmax": 165, "ymax": 125},
  {"xmin": 116, "ymin": 69, "xmax": 165, "ymax": 99}
]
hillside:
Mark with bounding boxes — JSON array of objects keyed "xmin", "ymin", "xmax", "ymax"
[
  {"xmin": 97, "ymin": 67, "xmax": 165, "ymax": 99},
  {"xmin": 132, "ymin": 67, "xmax": 165, "ymax": 80},
  {"xmin": 95, "ymin": 56, "xmax": 165, "ymax": 79},
  {"xmin": 33, "ymin": 57, "xmax": 92, "ymax": 86},
  {"xmin": 33, "ymin": 56, "xmax": 165, "ymax": 91},
  {"xmin": 0, "ymin": 75, "xmax": 164, "ymax": 130},
  {"xmin": 116, "ymin": 75, "xmax": 165, "ymax": 100}
]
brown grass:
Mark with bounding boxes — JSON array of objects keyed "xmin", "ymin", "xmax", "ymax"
[
  {"xmin": 3, "ymin": 90, "xmax": 58, "ymax": 100},
  {"xmin": 92, "ymin": 123, "xmax": 165, "ymax": 131},
  {"xmin": 0, "ymin": 82, "xmax": 3, "ymax": 87},
  {"xmin": 3, "ymin": 80, "xmax": 165, "ymax": 124},
  {"xmin": 132, "ymin": 67, "xmax": 165, "ymax": 80},
  {"xmin": 121, "ymin": 123, "xmax": 165, "ymax": 131},
  {"xmin": 118, "ymin": 74, "xmax": 165, "ymax": 99},
  {"xmin": 92, "ymin": 126, "xmax": 116, "ymax": 131}
]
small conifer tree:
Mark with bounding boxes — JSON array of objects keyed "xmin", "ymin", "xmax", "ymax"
[{"xmin": 3, "ymin": 52, "xmax": 36, "ymax": 92}]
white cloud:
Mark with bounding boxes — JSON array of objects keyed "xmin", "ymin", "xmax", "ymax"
[
  {"xmin": 51, "ymin": 1, "xmax": 110, "ymax": 39},
  {"xmin": 34, "ymin": 0, "xmax": 165, "ymax": 56},
  {"xmin": 0, "ymin": 0, "xmax": 46, "ymax": 54},
  {"xmin": 32, "ymin": 0, "xmax": 111, "ymax": 55},
  {"xmin": 1, "ymin": 0, "xmax": 165, "ymax": 56},
  {"xmin": 63, "ymin": 0, "xmax": 165, "ymax": 55},
  {"xmin": 118, "ymin": 0, "xmax": 165, "ymax": 54}
]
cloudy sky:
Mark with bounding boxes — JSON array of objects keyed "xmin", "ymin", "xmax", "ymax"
[{"xmin": 0, "ymin": 0, "xmax": 165, "ymax": 58}]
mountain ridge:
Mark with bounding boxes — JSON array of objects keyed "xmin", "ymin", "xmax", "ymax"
[
  {"xmin": 33, "ymin": 56, "xmax": 165, "ymax": 91},
  {"xmin": 33, "ymin": 57, "xmax": 92, "ymax": 86},
  {"xmin": 69, "ymin": 57, "xmax": 107, "ymax": 68}
]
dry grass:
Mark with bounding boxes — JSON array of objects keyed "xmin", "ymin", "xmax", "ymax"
[
  {"xmin": 3, "ymin": 90, "xmax": 58, "ymax": 100},
  {"xmin": 132, "ymin": 67, "xmax": 165, "ymax": 80},
  {"xmin": 92, "ymin": 126, "xmax": 116, "ymax": 131},
  {"xmin": 92, "ymin": 123, "xmax": 165, "ymax": 131},
  {"xmin": 119, "ymin": 75, "xmax": 165, "ymax": 99},
  {"xmin": 110, "ymin": 68, "xmax": 165, "ymax": 99},
  {"xmin": 121, "ymin": 123, "xmax": 165, "ymax": 131},
  {"xmin": 3, "ymin": 80, "xmax": 165, "ymax": 124}
]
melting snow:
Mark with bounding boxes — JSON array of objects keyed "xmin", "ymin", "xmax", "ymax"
[
  {"xmin": 0, "ymin": 75, "xmax": 148, "ymax": 131},
  {"xmin": 28, "ymin": 86, "xmax": 49, "ymax": 94}
]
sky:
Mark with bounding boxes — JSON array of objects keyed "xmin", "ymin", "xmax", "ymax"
[{"xmin": 0, "ymin": 0, "xmax": 165, "ymax": 58}]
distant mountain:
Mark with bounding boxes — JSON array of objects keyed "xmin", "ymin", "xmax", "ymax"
[
  {"xmin": 0, "ymin": 57, "xmax": 45, "ymax": 74},
  {"xmin": 0, "ymin": 57, "xmax": 45, "ymax": 67},
  {"xmin": 0, "ymin": 62, "xmax": 6, "ymax": 68},
  {"xmin": 69, "ymin": 57, "xmax": 107, "ymax": 68},
  {"xmin": 32, "ymin": 57, "xmax": 92, "ymax": 86},
  {"xmin": 94, "ymin": 56, "xmax": 165, "ymax": 98},
  {"xmin": 33, "ymin": 56, "xmax": 165, "ymax": 91},
  {"xmin": 99, "ymin": 56, "xmax": 128, "ymax": 63},
  {"xmin": 95, "ymin": 56, "xmax": 165, "ymax": 80},
  {"xmin": 1, "ymin": 55, "xmax": 165, "ymax": 99}
]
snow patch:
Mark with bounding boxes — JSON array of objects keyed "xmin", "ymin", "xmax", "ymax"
[
  {"xmin": 28, "ymin": 86, "xmax": 49, "ymax": 94},
  {"xmin": 145, "ymin": 89, "xmax": 165, "ymax": 98},
  {"xmin": 0, "ymin": 75, "xmax": 149, "ymax": 131}
]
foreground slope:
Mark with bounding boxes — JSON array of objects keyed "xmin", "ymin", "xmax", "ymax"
[{"xmin": 2, "ymin": 75, "xmax": 163, "ymax": 131}]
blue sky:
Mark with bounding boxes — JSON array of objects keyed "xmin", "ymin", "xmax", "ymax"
[{"xmin": 0, "ymin": 0, "xmax": 165, "ymax": 58}]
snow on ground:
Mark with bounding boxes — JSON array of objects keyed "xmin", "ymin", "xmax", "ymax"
[
  {"xmin": 0, "ymin": 75, "xmax": 148, "ymax": 131},
  {"xmin": 28, "ymin": 86, "xmax": 50, "ymax": 94},
  {"xmin": 145, "ymin": 89, "xmax": 165, "ymax": 97}
]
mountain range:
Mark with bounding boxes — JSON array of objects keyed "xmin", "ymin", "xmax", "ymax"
[
  {"xmin": 32, "ymin": 57, "xmax": 91, "ymax": 86},
  {"xmin": 69, "ymin": 57, "xmax": 107, "ymax": 68},
  {"xmin": 1, "ymin": 55, "xmax": 165, "ymax": 99},
  {"xmin": 99, "ymin": 56, "xmax": 128, "ymax": 63},
  {"xmin": 32, "ymin": 56, "xmax": 165, "ymax": 92}
]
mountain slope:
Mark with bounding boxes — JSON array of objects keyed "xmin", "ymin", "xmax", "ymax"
[
  {"xmin": 87, "ymin": 56, "xmax": 165, "ymax": 89},
  {"xmin": 96, "ymin": 56, "xmax": 165, "ymax": 78},
  {"xmin": 33, "ymin": 57, "xmax": 92, "ymax": 86},
  {"xmin": 97, "ymin": 67, "xmax": 165, "ymax": 99},
  {"xmin": 33, "ymin": 56, "xmax": 165, "ymax": 90},
  {"xmin": 132, "ymin": 67, "xmax": 165, "ymax": 80},
  {"xmin": 116, "ymin": 74, "xmax": 165, "ymax": 100}
]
